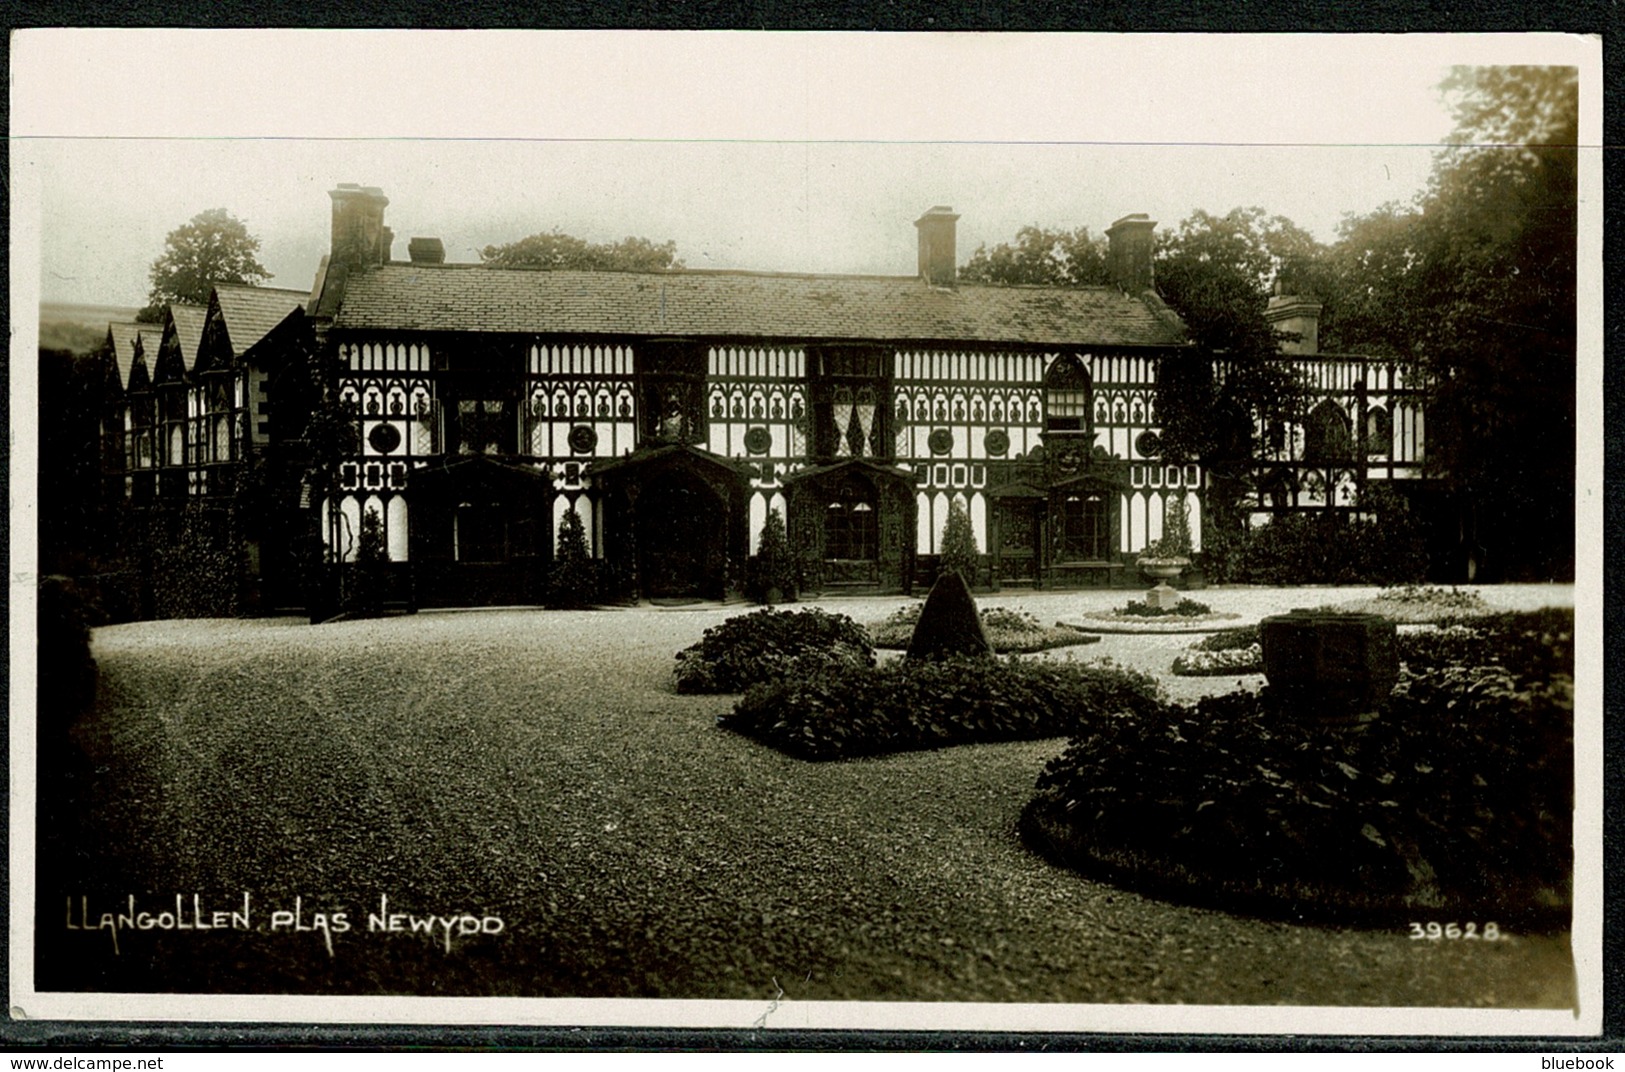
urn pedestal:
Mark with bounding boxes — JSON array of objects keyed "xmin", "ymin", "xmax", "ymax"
[{"xmin": 1259, "ymin": 610, "xmax": 1398, "ymax": 730}]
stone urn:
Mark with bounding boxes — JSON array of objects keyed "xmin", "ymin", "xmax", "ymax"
[
  {"xmin": 1136, "ymin": 556, "xmax": 1189, "ymax": 581},
  {"xmin": 1259, "ymin": 609, "xmax": 1399, "ymax": 730}
]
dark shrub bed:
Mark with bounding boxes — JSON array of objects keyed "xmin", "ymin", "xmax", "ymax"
[
  {"xmin": 1396, "ymin": 607, "xmax": 1573, "ymax": 681},
  {"xmin": 1195, "ymin": 625, "xmax": 1260, "ymax": 651},
  {"xmin": 673, "ymin": 607, "xmax": 876, "ymax": 694},
  {"xmin": 719, "ymin": 656, "xmax": 1164, "ymax": 760},
  {"xmin": 868, "ymin": 604, "xmax": 1100, "ymax": 653},
  {"xmin": 1117, "ymin": 597, "xmax": 1213, "ymax": 618},
  {"xmin": 1023, "ymin": 645, "xmax": 1573, "ymax": 925}
]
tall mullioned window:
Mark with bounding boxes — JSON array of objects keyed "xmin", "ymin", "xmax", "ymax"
[
  {"xmin": 1044, "ymin": 355, "xmax": 1092, "ymax": 433},
  {"xmin": 1060, "ymin": 492, "xmax": 1107, "ymax": 561},
  {"xmin": 810, "ymin": 346, "xmax": 892, "ymax": 462}
]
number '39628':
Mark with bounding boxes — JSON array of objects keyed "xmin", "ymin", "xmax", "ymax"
[{"xmin": 1409, "ymin": 921, "xmax": 1502, "ymax": 941}]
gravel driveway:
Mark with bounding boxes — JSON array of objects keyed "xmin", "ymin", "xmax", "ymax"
[{"xmin": 41, "ymin": 584, "xmax": 1577, "ymax": 1007}]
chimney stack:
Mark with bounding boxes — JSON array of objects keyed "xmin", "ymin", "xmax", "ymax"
[
  {"xmin": 1266, "ymin": 293, "xmax": 1323, "ymax": 355},
  {"xmin": 329, "ymin": 184, "xmax": 392, "ymax": 269},
  {"xmin": 1106, "ymin": 214, "xmax": 1157, "ymax": 294},
  {"xmin": 314, "ymin": 184, "xmax": 391, "ymax": 319},
  {"xmin": 914, "ymin": 206, "xmax": 960, "ymax": 287},
  {"xmin": 408, "ymin": 237, "xmax": 446, "ymax": 265}
]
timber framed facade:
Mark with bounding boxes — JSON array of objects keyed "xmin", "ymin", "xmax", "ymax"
[{"xmin": 91, "ymin": 185, "xmax": 1428, "ymax": 615}]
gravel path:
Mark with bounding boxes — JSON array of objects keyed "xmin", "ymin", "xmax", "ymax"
[{"xmin": 44, "ymin": 584, "xmax": 1577, "ymax": 1005}]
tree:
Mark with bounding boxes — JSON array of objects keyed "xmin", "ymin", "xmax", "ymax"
[
  {"xmin": 938, "ymin": 498, "xmax": 980, "ymax": 584},
  {"xmin": 547, "ymin": 506, "xmax": 598, "ymax": 609},
  {"xmin": 745, "ymin": 507, "xmax": 798, "ymax": 605},
  {"xmin": 346, "ymin": 506, "xmax": 390, "ymax": 618},
  {"xmin": 480, "ymin": 231, "xmax": 683, "ymax": 272},
  {"xmin": 139, "ymin": 208, "xmax": 270, "ymax": 321},
  {"xmin": 959, "ymin": 226, "xmax": 1110, "ymax": 287},
  {"xmin": 1328, "ymin": 66, "xmax": 1577, "ymax": 580},
  {"xmin": 1150, "ymin": 209, "xmax": 1319, "ymax": 563}
]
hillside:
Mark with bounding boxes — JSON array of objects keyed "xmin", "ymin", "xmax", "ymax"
[{"xmin": 39, "ymin": 301, "xmax": 142, "ymax": 355}]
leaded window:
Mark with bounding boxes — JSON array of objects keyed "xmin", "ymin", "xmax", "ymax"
[
  {"xmin": 1059, "ymin": 492, "xmax": 1107, "ymax": 561},
  {"xmin": 810, "ymin": 346, "xmax": 892, "ymax": 462},
  {"xmin": 1366, "ymin": 405, "xmax": 1392, "ymax": 456},
  {"xmin": 825, "ymin": 481, "xmax": 878, "ymax": 561},
  {"xmin": 456, "ymin": 399, "xmax": 515, "ymax": 456},
  {"xmin": 159, "ymin": 387, "xmax": 187, "ymax": 467},
  {"xmin": 1045, "ymin": 356, "xmax": 1092, "ymax": 434},
  {"xmin": 1305, "ymin": 400, "xmax": 1353, "ymax": 463}
]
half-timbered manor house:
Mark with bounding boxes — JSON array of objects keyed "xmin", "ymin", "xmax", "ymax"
[{"xmin": 95, "ymin": 184, "xmax": 1425, "ymax": 613}]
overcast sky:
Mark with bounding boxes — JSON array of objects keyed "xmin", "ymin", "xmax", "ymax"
[{"xmin": 11, "ymin": 31, "xmax": 1600, "ymax": 309}]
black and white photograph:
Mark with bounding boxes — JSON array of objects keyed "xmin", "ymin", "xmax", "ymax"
[{"xmin": 9, "ymin": 31, "xmax": 1603, "ymax": 1036}]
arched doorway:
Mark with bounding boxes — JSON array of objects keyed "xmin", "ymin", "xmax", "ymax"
[{"xmin": 635, "ymin": 472, "xmax": 727, "ymax": 599}]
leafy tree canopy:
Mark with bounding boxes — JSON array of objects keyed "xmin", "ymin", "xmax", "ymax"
[
  {"xmin": 139, "ymin": 208, "xmax": 270, "ymax": 322},
  {"xmin": 1151, "ymin": 208, "xmax": 1319, "ymax": 465},
  {"xmin": 480, "ymin": 231, "xmax": 683, "ymax": 272},
  {"xmin": 1325, "ymin": 65, "xmax": 1577, "ymax": 579},
  {"xmin": 959, "ymin": 226, "xmax": 1110, "ymax": 287}
]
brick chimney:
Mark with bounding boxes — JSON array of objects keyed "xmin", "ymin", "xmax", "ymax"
[
  {"xmin": 408, "ymin": 237, "xmax": 446, "ymax": 265},
  {"xmin": 915, "ymin": 206, "xmax": 960, "ymax": 287},
  {"xmin": 1266, "ymin": 292, "xmax": 1322, "ymax": 355},
  {"xmin": 1106, "ymin": 214, "xmax": 1157, "ymax": 294},
  {"xmin": 313, "ymin": 185, "xmax": 391, "ymax": 319},
  {"xmin": 330, "ymin": 184, "xmax": 391, "ymax": 267}
]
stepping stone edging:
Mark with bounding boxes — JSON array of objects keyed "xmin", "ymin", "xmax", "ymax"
[{"xmin": 1063, "ymin": 612, "xmax": 1245, "ymax": 635}]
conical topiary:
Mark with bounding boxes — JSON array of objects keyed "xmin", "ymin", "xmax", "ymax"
[
  {"xmin": 905, "ymin": 569, "xmax": 994, "ymax": 661},
  {"xmin": 938, "ymin": 498, "xmax": 980, "ymax": 586},
  {"xmin": 547, "ymin": 505, "xmax": 598, "ymax": 609},
  {"xmin": 347, "ymin": 506, "xmax": 389, "ymax": 618},
  {"xmin": 746, "ymin": 507, "xmax": 797, "ymax": 605}
]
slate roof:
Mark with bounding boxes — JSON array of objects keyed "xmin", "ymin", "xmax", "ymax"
[
  {"xmin": 213, "ymin": 284, "xmax": 308, "ymax": 357},
  {"xmin": 168, "ymin": 304, "xmax": 208, "ymax": 372},
  {"xmin": 105, "ymin": 322, "xmax": 144, "ymax": 388},
  {"xmin": 105, "ymin": 322, "xmax": 165, "ymax": 390},
  {"xmin": 333, "ymin": 265, "xmax": 1187, "ymax": 349}
]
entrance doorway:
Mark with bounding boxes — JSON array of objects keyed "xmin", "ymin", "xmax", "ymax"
[
  {"xmin": 997, "ymin": 500, "xmax": 1043, "ymax": 584},
  {"xmin": 636, "ymin": 474, "xmax": 726, "ymax": 599}
]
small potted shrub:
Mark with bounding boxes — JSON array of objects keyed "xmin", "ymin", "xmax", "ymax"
[{"xmin": 1137, "ymin": 496, "xmax": 1193, "ymax": 580}]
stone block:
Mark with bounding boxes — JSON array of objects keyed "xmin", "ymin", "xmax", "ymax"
[
  {"xmin": 1259, "ymin": 610, "xmax": 1398, "ymax": 727},
  {"xmin": 1145, "ymin": 582, "xmax": 1182, "ymax": 610}
]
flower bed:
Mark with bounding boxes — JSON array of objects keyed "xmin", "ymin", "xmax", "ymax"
[
  {"xmin": 1331, "ymin": 584, "xmax": 1493, "ymax": 624},
  {"xmin": 719, "ymin": 655, "xmax": 1163, "ymax": 761},
  {"xmin": 1023, "ymin": 607, "xmax": 1575, "ymax": 925},
  {"xmin": 867, "ymin": 603, "xmax": 1100, "ymax": 654},
  {"xmin": 1171, "ymin": 644, "xmax": 1263, "ymax": 677},
  {"xmin": 673, "ymin": 607, "xmax": 875, "ymax": 694}
]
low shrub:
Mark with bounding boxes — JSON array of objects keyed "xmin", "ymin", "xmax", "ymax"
[
  {"xmin": 1219, "ymin": 504, "xmax": 1428, "ymax": 587},
  {"xmin": 1023, "ymin": 656, "xmax": 1572, "ymax": 924},
  {"xmin": 1396, "ymin": 607, "xmax": 1573, "ymax": 682},
  {"xmin": 720, "ymin": 656, "xmax": 1165, "ymax": 760},
  {"xmin": 1117, "ymin": 597, "xmax": 1213, "ymax": 618},
  {"xmin": 1193, "ymin": 625, "xmax": 1260, "ymax": 652},
  {"xmin": 673, "ymin": 607, "xmax": 875, "ymax": 694},
  {"xmin": 868, "ymin": 603, "xmax": 1101, "ymax": 653},
  {"xmin": 1332, "ymin": 584, "xmax": 1492, "ymax": 624}
]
